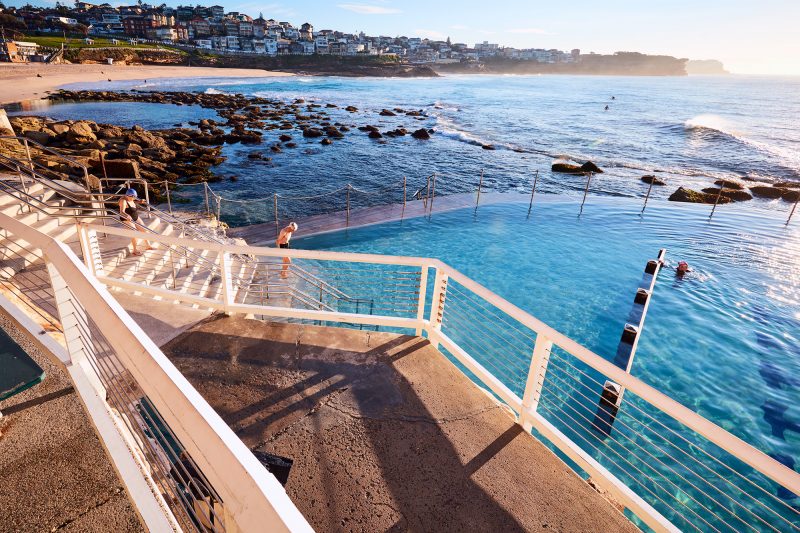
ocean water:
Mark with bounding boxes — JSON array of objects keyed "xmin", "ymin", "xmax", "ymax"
[
  {"xmin": 9, "ymin": 74, "xmax": 800, "ymax": 226},
  {"xmin": 296, "ymin": 197, "xmax": 800, "ymax": 530}
]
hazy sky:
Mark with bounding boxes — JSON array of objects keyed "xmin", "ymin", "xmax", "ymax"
[{"xmin": 10, "ymin": 0, "xmax": 800, "ymax": 74}]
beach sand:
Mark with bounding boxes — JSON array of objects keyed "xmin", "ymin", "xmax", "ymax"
[{"xmin": 0, "ymin": 63, "xmax": 290, "ymax": 105}]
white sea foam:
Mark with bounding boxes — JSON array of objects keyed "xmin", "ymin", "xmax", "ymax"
[
  {"xmin": 204, "ymin": 88, "xmax": 227, "ymax": 95},
  {"xmin": 685, "ymin": 114, "xmax": 800, "ymax": 172}
]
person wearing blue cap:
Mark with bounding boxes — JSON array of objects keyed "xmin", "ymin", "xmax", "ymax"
[{"xmin": 118, "ymin": 188, "xmax": 152, "ymax": 256}]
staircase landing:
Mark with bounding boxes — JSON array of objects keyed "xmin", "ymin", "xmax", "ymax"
[{"xmin": 162, "ymin": 316, "xmax": 637, "ymax": 533}]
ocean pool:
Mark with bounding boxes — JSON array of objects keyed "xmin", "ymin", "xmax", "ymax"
[{"xmin": 296, "ymin": 197, "xmax": 800, "ymax": 530}]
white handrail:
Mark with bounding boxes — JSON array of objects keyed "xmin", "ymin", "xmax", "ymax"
[{"xmin": 0, "ymin": 212, "xmax": 314, "ymax": 532}]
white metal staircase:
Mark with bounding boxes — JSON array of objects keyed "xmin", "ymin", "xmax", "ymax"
[{"xmin": 0, "ymin": 136, "xmax": 367, "ymax": 316}]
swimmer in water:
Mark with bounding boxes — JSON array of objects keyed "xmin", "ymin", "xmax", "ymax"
[
  {"xmin": 604, "ymin": 105, "xmax": 610, "ymax": 111},
  {"xmin": 676, "ymin": 261, "xmax": 691, "ymax": 277}
]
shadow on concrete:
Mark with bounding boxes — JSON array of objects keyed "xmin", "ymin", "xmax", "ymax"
[{"xmin": 163, "ymin": 320, "xmax": 527, "ymax": 531}]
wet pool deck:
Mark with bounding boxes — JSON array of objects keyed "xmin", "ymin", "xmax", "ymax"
[
  {"xmin": 228, "ymin": 191, "xmax": 528, "ymax": 246},
  {"xmin": 163, "ymin": 314, "xmax": 637, "ymax": 532}
]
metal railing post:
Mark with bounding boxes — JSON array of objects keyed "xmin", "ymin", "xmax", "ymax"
[
  {"xmin": 273, "ymin": 193, "xmax": 279, "ymax": 239},
  {"xmin": 45, "ymin": 259, "xmax": 105, "ymax": 394},
  {"xmin": 520, "ymin": 335, "xmax": 553, "ymax": 432},
  {"xmin": 476, "ymin": 169, "xmax": 484, "ymax": 210},
  {"xmin": 427, "ymin": 267, "xmax": 448, "ymax": 350},
  {"xmin": 22, "ymin": 138, "xmax": 35, "ymax": 192},
  {"xmin": 144, "ymin": 181, "xmax": 151, "ymax": 218},
  {"xmin": 710, "ymin": 180, "xmax": 725, "ymax": 218},
  {"xmin": 528, "ymin": 170, "xmax": 538, "ymax": 216},
  {"xmin": 787, "ymin": 194, "xmax": 800, "ymax": 226},
  {"xmin": 203, "ymin": 182, "xmax": 211, "ymax": 220},
  {"xmin": 641, "ymin": 175, "xmax": 656, "ymax": 214},
  {"xmin": 429, "ymin": 173, "xmax": 436, "ymax": 214},
  {"xmin": 415, "ymin": 265, "xmax": 429, "ymax": 336},
  {"xmin": 76, "ymin": 222, "xmax": 105, "ymax": 277},
  {"xmin": 218, "ymin": 251, "xmax": 234, "ymax": 312},
  {"xmin": 424, "ymin": 174, "xmax": 431, "ymax": 208},
  {"xmin": 164, "ymin": 181, "xmax": 173, "ymax": 215},
  {"xmin": 402, "ymin": 176, "xmax": 407, "ymax": 220},
  {"xmin": 579, "ymin": 172, "xmax": 593, "ymax": 215},
  {"xmin": 346, "ymin": 185, "xmax": 350, "ymax": 227}
]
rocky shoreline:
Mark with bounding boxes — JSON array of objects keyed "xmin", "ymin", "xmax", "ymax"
[
  {"xmin": 1, "ymin": 88, "xmax": 796, "ymax": 214},
  {"xmin": 0, "ymin": 89, "xmax": 437, "ymax": 202}
]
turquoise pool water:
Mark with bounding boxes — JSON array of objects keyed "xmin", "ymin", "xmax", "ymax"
[{"xmin": 297, "ymin": 196, "xmax": 800, "ymax": 530}]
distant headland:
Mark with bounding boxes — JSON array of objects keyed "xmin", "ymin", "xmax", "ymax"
[{"xmin": 685, "ymin": 60, "xmax": 729, "ymax": 75}]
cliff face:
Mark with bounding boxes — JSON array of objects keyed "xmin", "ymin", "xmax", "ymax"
[{"xmin": 434, "ymin": 52, "xmax": 688, "ymax": 76}]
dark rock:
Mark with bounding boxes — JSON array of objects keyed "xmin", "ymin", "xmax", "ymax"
[
  {"xmin": 345, "ymin": 106, "xmax": 358, "ymax": 112},
  {"xmin": 781, "ymin": 189, "xmax": 800, "ymax": 202},
  {"xmin": 24, "ymin": 129, "xmax": 56, "ymax": 145},
  {"xmin": 324, "ymin": 126, "xmax": 344, "ymax": 138},
  {"xmin": 302, "ymin": 128, "xmax": 324, "ymax": 138},
  {"xmin": 701, "ymin": 187, "xmax": 753, "ymax": 202},
  {"xmin": 279, "ymin": 134, "xmax": 293, "ymax": 142},
  {"xmin": 713, "ymin": 179, "xmax": 744, "ymax": 190},
  {"xmin": 482, "ymin": 144, "xmax": 496, "ymax": 150},
  {"xmin": 749, "ymin": 186, "xmax": 784, "ymax": 199},
  {"xmin": 247, "ymin": 152, "xmax": 263, "ymax": 160},
  {"xmin": 406, "ymin": 110, "xmax": 424, "ymax": 117},
  {"xmin": 411, "ymin": 129, "xmax": 431, "ymax": 140},
  {"xmin": 774, "ymin": 180, "xmax": 800, "ymax": 189},
  {"xmin": 326, "ymin": 103, "xmax": 338, "ymax": 108},
  {"xmin": 669, "ymin": 186, "xmax": 732, "ymax": 204},
  {"xmin": 320, "ymin": 138, "xmax": 333, "ymax": 145},
  {"xmin": 285, "ymin": 142, "xmax": 297, "ymax": 148},
  {"xmin": 379, "ymin": 109, "xmax": 396, "ymax": 116},
  {"xmin": 270, "ymin": 145, "xmax": 282, "ymax": 153},
  {"xmin": 580, "ymin": 161, "xmax": 603, "ymax": 173},
  {"xmin": 368, "ymin": 130, "xmax": 383, "ymax": 139},
  {"xmin": 641, "ymin": 175, "xmax": 666, "ymax": 185},
  {"xmin": 551, "ymin": 163, "xmax": 583, "ymax": 174},
  {"xmin": 93, "ymin": 158, "xmax": 139, "ymax": 179},
  {"xmin": 229, "ymin": 175, "xmax": 238, "ymax": 182}
]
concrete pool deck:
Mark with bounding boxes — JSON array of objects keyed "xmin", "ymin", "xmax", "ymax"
[{"xmin": 163, "ymin": 314, "xmax": 638, "ymax": 532}]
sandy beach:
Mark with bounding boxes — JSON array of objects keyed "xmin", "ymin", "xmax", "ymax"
[{"xmin": 0, "ymin": 63, "xmax": 290, "ymax": 105}]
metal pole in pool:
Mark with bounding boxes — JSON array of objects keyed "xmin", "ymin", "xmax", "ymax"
[
  {"xmin": 476, "ymin": 169, "xmax": 484, "ymax": 210},
  {"xmin": 424, "ymin": 174, "xmax": 431, "ymax": 208},
  {"xmin": 710, "ymin": 181, "xmax": 726, "ymax": 218},
  {"xmin": 528, "ymin": 170, "xmax": 539, "ymax": 216},
  {"xmin": 273, "ymin": 193, "xmax": 279, "ymax": 239},
  {"xmin": 641, "ymin": 175, "xmax": 656, "ymax": 214},
  {"xmin": 579, "ymin": 172, "xmax": 593, "ymax": 215},
  {"xmin": 787, "ymin": 194, "xmax": 800, "ymax": 225},
  {"xmin": 346, "ymin": 185, "xmax": 351, "ymax": 227},
  {"xmin": 402, "ymin": 176, "xmax": 407, "ymax": 220},
  {"xmin": 429, "ymin": 173, "xmax": 437, "ymax": 214}
]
